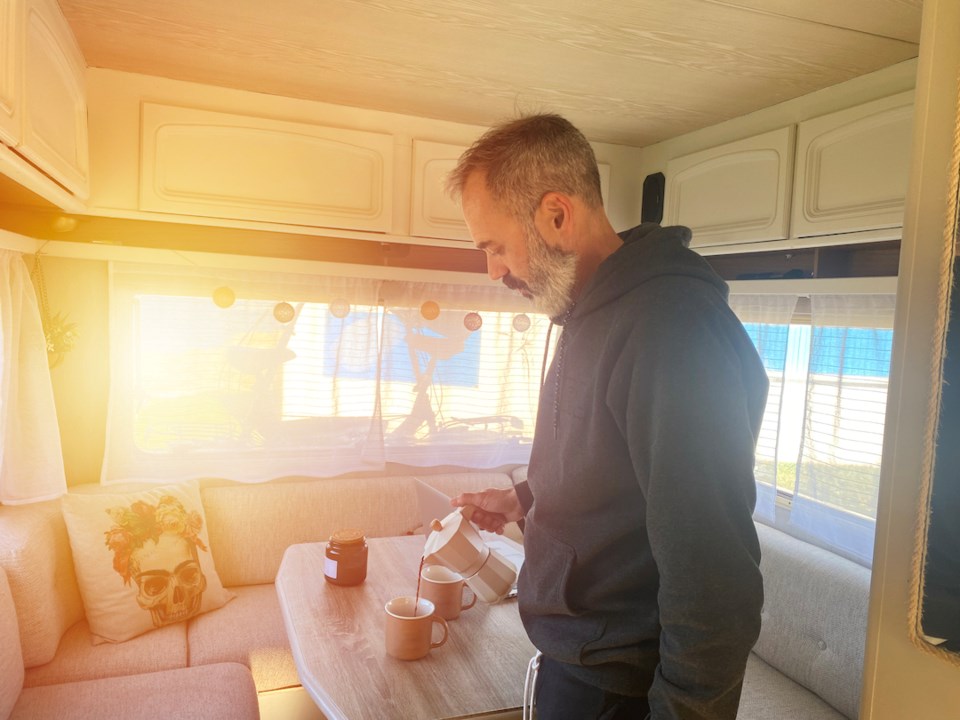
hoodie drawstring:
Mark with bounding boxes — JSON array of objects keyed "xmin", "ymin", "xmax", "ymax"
[
  {"xmin": 540, "ymin": 322, "xmax": 554, "ymax": 391},
  {"xmin": 553, "ymin": 328, "xmax": 567, "ymax": 440},
  {"xmin": 522, "ymin": 650, "xmax": 543, "ymax": 720},
  {"xmin": 549, "ymin": 304, "xmax": 575, "ymax": 440}
]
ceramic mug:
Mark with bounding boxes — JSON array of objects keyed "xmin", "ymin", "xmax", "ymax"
[
  {"xmin": 419, "ymin": 564, "xmax": 478, "ymax": 620},
  {"xmin": 384, "ymin": 596, "xmax": 448, "ymax": 660}
]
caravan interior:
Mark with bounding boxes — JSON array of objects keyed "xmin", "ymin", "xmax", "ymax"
[{"xmin": 0, "ymin": 1, "xmax": 958, "ymax": 719}]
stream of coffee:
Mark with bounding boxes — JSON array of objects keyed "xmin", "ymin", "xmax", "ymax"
[{"xmin": 414, "ymin": 556, "xmax": 426, "ymax": 616}]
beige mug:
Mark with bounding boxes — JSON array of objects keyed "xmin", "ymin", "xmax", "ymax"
[
  {"xmin": 419, "ymin": 564, "xmax": 478, "ymax": 620},
  {"xmin": 384, "ymin": 596, "xmax": 448, "ymax": 660}
]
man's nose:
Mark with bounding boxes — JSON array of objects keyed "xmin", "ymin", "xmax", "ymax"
[{"xmin": 487, "ymin": 255, "xmax": 507, "ymax": 281}]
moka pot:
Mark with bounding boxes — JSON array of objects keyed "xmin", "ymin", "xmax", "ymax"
[{"xmin": 422, "ymin": 507, "xmax": 517, "ymax": 603}]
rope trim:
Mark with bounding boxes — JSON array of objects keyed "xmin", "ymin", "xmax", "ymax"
[{"xmin": 907, "ymin": 62, "xmax": 960, "ymax": 668}]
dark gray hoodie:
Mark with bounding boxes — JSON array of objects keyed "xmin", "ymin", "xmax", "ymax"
[{"xmin": 517, "ymin": 223, "xmax": 767, "ymax": 719}]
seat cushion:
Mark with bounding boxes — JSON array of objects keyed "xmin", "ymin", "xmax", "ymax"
[
  {"xmin": 753, "ymin": 522, "xmax": 871, "ymax": 719},
  {"xmin": 11, "ymin": 662, "xmax": 259, "ymax": 720},
  {"xmin": 23, "ymin": 620, "xmax": 187, "ymax": 688},
  {"xmin": 187, "ymin": 583, "xmax": 298, "ymax": 692},
  {"xmin": 0, "ymin": 567, "xmax": 24, "ymax": 720},
  {"xmin": 202, "ymin": 472, "xmax": 514, "ymax": 586},
  {"xmin": 739, "ymin": 653, "xmax": 848, "ymax": 719},
  {"xmin": 202, "ymin": 476, "xmax": 422, "ymax": 586},
  {"xmin": 0, "ymin": 500, "xmax": 84, "ymax": 667}
]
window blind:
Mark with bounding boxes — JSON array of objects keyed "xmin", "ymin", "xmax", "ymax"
[
  {"xmin": 730, "ymin": 290, "xmax": 896, "ymax": 566},
  {"xmin": 103, "ymin": 263, "xmax": 549, "ymax": 483}
]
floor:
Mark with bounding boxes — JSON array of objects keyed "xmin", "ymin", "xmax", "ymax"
[
  {"xmin": 257, "ymin": 686, "xmax": 524, "ymax": 720},
  {"xmin": 258, "ymin": 686, "xmax": 326, "ymax": 720}
]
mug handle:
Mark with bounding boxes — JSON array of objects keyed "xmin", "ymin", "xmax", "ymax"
[
  {"xmin": 461, "ymin": 584, "xmax": 478, "ymax": 611},
  {"xmin": 431, "ymin": 616, "xmax": 449, "ymax": 649}
]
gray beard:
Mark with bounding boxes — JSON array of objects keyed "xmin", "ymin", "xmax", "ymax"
[{"xmin": 525, "ymin": 227, "xmax": 578, "ymax": 319}]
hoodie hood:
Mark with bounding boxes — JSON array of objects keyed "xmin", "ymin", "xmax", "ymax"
[{"xmin": 562, "ymin": 223, "xmax": 728, "ymax": 324}]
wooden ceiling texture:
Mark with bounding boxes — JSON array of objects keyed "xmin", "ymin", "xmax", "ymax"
[{"xmin": 57, "ymin": 0, "xmax": 922, "ymax": 147}]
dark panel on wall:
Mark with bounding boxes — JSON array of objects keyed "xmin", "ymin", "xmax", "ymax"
[
  {"xmin": 921, "ymin": 255, "xmax": 960, "ymax": 652},
  {"xmin": 704, "ymin": 241, "xmax": 900, "ymax": 281},
  {"xmin": 641, "ymin": 172, "xmax": 665, "ymax": 224}
]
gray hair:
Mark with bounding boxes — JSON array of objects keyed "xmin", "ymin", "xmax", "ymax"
[{"xmin": 446, "ymin": 114, "xmax": 604, "ymax": 223}]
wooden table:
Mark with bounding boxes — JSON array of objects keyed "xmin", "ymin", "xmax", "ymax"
[{"xmin": 276, "ymin": 535, "xmax": 536, "ymax": 720}]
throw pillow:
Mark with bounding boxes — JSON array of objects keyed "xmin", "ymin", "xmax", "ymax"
[{"xmin": 61, "ymin": 482, "xmax": 234, "ymax": 643}]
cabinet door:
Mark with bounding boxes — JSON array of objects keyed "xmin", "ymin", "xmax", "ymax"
[
  {"xmin": 410, "ymin": 139, "xmax": 612, "ymax": 243},
  {"xmin": 791, "ymin": 91, "xmax": 914, "ymax": 237},
  {"xmin": 663, "ymin": 126, "xmax": 795, "ymax": 248},
  {"xmin": 140, "ymin": 103, "xmax": 394, "ymax": 233},
  {"xmin": 410, "ymin": 140, "xmax": 472, "ymax": 242},
  {"xmin": 20, "ymin": 0, "xmax": 88, "ymax": 198},
  {"xmin": 0, "ymin": 0, "xmax": 20, "ymax": 146}
]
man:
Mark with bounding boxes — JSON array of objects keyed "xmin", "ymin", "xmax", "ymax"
[{"xmin": 446, "ymin": 114, "xmax": 768, "ymax": 720}]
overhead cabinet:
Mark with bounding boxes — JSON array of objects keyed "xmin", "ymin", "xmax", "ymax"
[
  {"xmin": 661, "ymin": 90, "xmax": 915, "ymax": 249},
  {"xmin": 791, "ymin": 91, "xmax": 914, "ymax": 238},
  {"xmin": 140, "ymin": 103, "xmax": 395, "ymax": 233},
  {"xmin": 21, "ymin": 0, "xmax": 87, "ymax": 195},
  {"xmin": 663, "ymin": 126, "xmax": 795, "ymax": 249},
  {"xmin": 0, "ymin": 0, "xmax": 20, "ymax": 146},
  {"xmin": 410, "ymin": 139, "xmax": 473, "ymax": 242},
  {"xmin": 409, "ymin": 138, "xmax": 615, "ymax": 243},
  {"xmin": 0, "ymin": 0, "xmax": 88, "ymax": 201}
]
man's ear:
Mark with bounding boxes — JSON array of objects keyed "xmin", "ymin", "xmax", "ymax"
[{"xmin": 535, "ymin": 192, "xmax": 575, "ymax": 248}]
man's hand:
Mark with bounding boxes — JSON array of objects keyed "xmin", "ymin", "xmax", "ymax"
[{"xmin": 451, "ymin": 487, "xmax": 523, "ymax": 534}]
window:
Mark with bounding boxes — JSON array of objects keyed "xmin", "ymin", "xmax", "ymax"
[
  {"xmin": 730, "ymin": 287, "xmax": 896, "ymax": 566},
  {"xmin": 104, "ymin": 263, "xmax": 551, "ymax": 483}
]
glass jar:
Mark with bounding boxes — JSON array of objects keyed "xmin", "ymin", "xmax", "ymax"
[{"xmin": 324, "ymin": 529, "xmax": 368, "ymax": 586}]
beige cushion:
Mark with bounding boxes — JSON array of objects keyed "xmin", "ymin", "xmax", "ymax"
[
  {"xmin": 61, "ymin": 482, "xmax": 234, "ymax": 644},
  {"xmin": 0, "ymin": 500, "xmax": 84, "ymax": 667},
  {"xmin": 187, "ymin": 583, "xmax": 298, "ymax": 692},
  {"xmin": 11, "ymin": 662, "xmax": 259, "ymax": 720},
  {"xmin": 408, "ymin": 473, "xmax": 525, "ymax": 543},
  {"xmin": 203, "ymin": 473, "xmax": 515, "ymax": 586},
  {"xmin": 739, "ymin": 653, "xmax": 847, "ymax": 720},
  {"xmin": 753, "ymin": 522, "xmax": 870, "ymax": 719},
  {"xmin": 0, "ymin": 567, "xmax": 24, "ymax": 720},
  {"xmin": 416, "ymin": 472, "xmax": 516, "ymax": 506},
  {"xmin": 23, "ymin": 619, "xmax": 187, "ymax": 688}
]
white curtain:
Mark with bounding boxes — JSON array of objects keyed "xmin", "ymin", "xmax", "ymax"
[
  {"xmin": 0, "ymin": 251, "xmax": 67, "ymax": 504},
  {"xmin": 728, "ymin": 294, "xmax": 800, "ymax": 521},
  {"xmin": 103, "ymin": 263, "xmax": 547, "ymax": 483},
  {"xmin": 788, "ymin": 294, "xmax": 896, "ymax": 566}
]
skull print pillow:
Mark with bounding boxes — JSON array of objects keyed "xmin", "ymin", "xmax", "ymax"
[{"xmin": 61, "ymin": 482, "xmax": 234, "ymax": 644}]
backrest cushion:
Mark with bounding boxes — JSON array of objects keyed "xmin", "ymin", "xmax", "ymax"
[
  {"xmin": 0, "ymin": 500, "xmax": 84, "ymax": 667},
  {"xmin": 753, "ymin": 522, "xmax": 871, "ymax": 719},
  {"xmin": 202, "ymin": 472, "xmax": 514, "ymax": 586},
  {"xmin": 0, "ymin": 566, "xmax": 24, "ymax": 720},
  {"xmin": 61, "ymin": 482, "xmax": 234, "ymax": 644}
]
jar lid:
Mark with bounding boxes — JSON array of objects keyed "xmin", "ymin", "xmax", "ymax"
[{"xmin": 330, "ymin": 528, "xmax": 365, "ymax": 545}]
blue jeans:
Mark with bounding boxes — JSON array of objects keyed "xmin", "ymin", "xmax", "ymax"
[{"xmin": 534, "ymin": 656, "xmax": 651, "ymax": 720}]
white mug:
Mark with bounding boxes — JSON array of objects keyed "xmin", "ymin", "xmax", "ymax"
[
  {"xmin": 420, "ymin": 564, "xmax": 477, "ymax": 620},
  {"xmin": 384, "ymin": 596, "xmax": 448, "ymax": 660}
]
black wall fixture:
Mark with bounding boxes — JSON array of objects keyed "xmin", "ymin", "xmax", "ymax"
[{"xmin": 641, "ymin": 172, "xmax": 665, "ymax": 224}]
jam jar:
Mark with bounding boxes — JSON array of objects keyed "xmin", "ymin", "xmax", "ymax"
[{"xmin": 324, "ymin": 529, "xmax": 368, "ymax": 586}]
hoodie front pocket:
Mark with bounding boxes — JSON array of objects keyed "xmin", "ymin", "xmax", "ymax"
[{"xmin": 519, "ymin": 519, "xmax": 579, "ymax": 616}]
